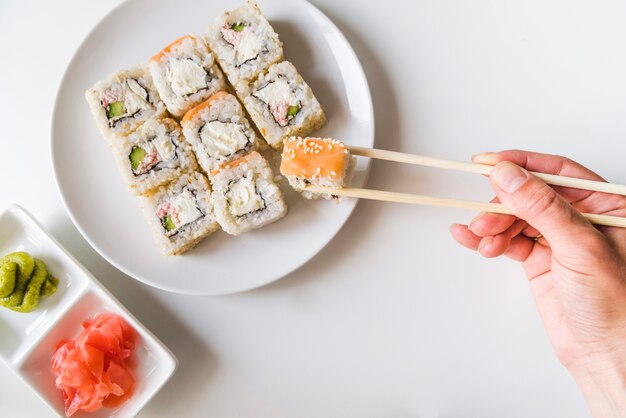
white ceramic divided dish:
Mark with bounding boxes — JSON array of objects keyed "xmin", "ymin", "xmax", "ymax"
[
  {"xmin": 0, "ymin": 205, "xmax": 177, "ymax": 418},
  {"xmin": 51, "ymin": 0, "xmax": 374, "ymax": 296}
]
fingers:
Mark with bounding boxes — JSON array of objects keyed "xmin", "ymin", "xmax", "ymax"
[
  {"xmin": 473, "ymin": 150, "xmax": 606, "ymax": 202},
  {"xmin": 503, "ymin": 235, "xmax": 536, "ymax": 262},
  {"xmin": 474, "ymin": 219, "xmax": 526, "ymax": 258},
  {"xmin": 450, "ymin": 224, "xmax": 481, "ymax": 250},
  {"xmin": 473, "ymin": 150, "xmax": 605, "ymax": 181},
  {"xmin": 488, "ymin": 161, "xmax": 604, "ymax": 258},
  {"xmin": 450, "ymin": 223, "xmax": 535, "ymax": 262},
  {"xmin": 469, "ymin": 196, "xmax": 517, "ymax": 237},
  {"xmin": 469, "ymin": 212, "xmax": 516, "ymax": 237}
]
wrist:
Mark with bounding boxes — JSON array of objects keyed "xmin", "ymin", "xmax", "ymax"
[{"xmin": 568, "ymin": 352, "xmax": 626, "ymax": 418}]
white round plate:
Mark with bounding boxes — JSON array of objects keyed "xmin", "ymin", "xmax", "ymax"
[{"xmin": 51, "ymin": 0, "xmax": 373, "ymax": 295}]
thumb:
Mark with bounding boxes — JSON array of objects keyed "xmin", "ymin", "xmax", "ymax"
[{"xmin": 489, "ymin": 161, "xmax": 599, "ymax": 251}]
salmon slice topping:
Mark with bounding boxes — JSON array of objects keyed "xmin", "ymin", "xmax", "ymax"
[
  {"xmin": 280, "ymin": 137, "xmax": 348, "ymax": 180},
  {"xmin": 149, "ymin": 34, "xmax": 196, "ymax": 63}
]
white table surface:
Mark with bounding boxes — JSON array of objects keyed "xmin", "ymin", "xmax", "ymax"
[{"xmin": 2, "ymin": 0, "xmax": 625, "ymax": 416}]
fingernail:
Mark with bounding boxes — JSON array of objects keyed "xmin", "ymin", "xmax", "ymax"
[
  {"xmin": 478, "ymin": 237, "xmax": 494, "ymax": 253},
  {"xmin": 472, "ymin": 152, "xmax": 497, "ymax": 164},
  {"xmin": 491, "ymin": 162, "xmax": 529, "ymax": 193},
  {"xmin": 468, "ymin": 214, "xmax": 483, "ymax": 232}
]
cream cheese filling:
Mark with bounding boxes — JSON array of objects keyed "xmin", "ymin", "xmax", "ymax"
[{"xmin": 200, "ymin": 121, "xmax": 249, "ymax": 158}]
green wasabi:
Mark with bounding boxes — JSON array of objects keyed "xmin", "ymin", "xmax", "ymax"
[{"xmin": 0, "ymin": 252, "xmax": 58, "ymax": 313}]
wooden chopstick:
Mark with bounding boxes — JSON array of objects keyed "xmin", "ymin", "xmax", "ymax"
[
  {"xmin": 348, "ymin": 146, "xmax": 626, "ymax": 196},
  {"xmin": 304, "ymin": 186, "xmax": 626, "ymax": 229}
]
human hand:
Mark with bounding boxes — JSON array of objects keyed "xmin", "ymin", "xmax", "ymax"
[{"xmin": 449, "ymin": 150, "xmax": 626, "ymax": 417}]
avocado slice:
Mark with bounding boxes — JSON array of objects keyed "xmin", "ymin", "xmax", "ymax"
[
  {"xmin": 161, "ymin": 215, "xmax": 176, "ymax": 232},
  {"xmin": 106, "ymin": 101, "xmax": 126, "ymax": 118},
  {"xmin": 129, "ymin": 146, "xmax": 147, "ymax": 171},
  {"xmin": 231, "ymin": 22, "xmax": 245, "ymax": 32},
  {"xmin": 287, "ymin": 105, "xmax": 300, "ymax": 117}
]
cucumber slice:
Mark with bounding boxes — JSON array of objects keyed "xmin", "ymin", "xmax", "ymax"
[
  {"xmin": 287, "ymin": 105, "xmax": 300, "ymax": 117},
  {"xmin": 231, "ymin": 22, "xmax": 245, "ymax": 32},
  {"xmin": 161, "ymin": 215, "xmax": 176, "ymax": 232},
  {"xmin": 106, "ymin": 101, "xmax": 126, "ymax": 118},
  {"xmin": 129, "ymin": 146, "xmax": 147, "ymax": 171}
]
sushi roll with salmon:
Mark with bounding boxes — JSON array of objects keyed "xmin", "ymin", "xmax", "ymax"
[
  {"xmin": 142, "ymin": 172, "xmax": 219, "ymax": 255},
  {"xmin": 113, "ymin": 118, "xmax": 198, "ymax": 195},
  {"xmin": 181, "ymin": 92, "xmax": 260, "ymax": 176},
  {"xmin": 211, "ymin": 151, "xmax": 287, "ymax": 235},
  {"xmin": 148, "ymin": 34, "xmax": 228, "ymax": 118},
  {"xmin": 85, "ymin": 66, "xmax": 164, "ymax": 140},
  {"xmin": 239, "ymin": 61, "xmax": 326, "ymax": 149},
  {"xmin": 280, "ymin": 137, "xmax": 354, "ymax": 199},
  {"xmin": 205, "ymin": 1, "xmax": 283, "ymax": 85}
]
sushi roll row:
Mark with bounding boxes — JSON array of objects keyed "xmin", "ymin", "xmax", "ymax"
[
  {"xmin": 205, "ymin": 1, "xmax": 326, "ymax": 149},
  {"xmin": 84, "ymin": 1, "xmax": 333, "ymax": 255},
  {"xmin": 86, "ymin": 1, "xmax": 327, "ymax": 152}
]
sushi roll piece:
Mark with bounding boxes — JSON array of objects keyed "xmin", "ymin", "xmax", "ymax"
[
  {"xmin": 205, "ymin": 1, "xmax": 283, "ymax": 85},
  {"xmin": 211, "ymin": 151, "xmax": 287, "ymax": 235},
  {"xmin": 148, "ymin": 34, "xmax": 228, "ymax": 118},
  {"xmin": 142, "ymin": 172, "xmax": 219, "ymax": 255},
  {"xmin": 280, "ymin": 137, "xmax": 354, "ymax": 199},
  {"xmin": 239, "ymin": 61, "xmax": 326, "ymax": 149},
  {"xmin": 112, "ymin": 118, "xmax": 198, "ymax": 195},
  {"xmin": 86, "ymin": 65, "xmax": 164, "ymax": 140},
  {"xmin": 181, "ymin": 91, "xmax": 260, "ymax": 176}
]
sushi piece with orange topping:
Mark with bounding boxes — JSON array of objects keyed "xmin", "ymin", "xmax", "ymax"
[
  {"xmin": 280, "ymin": 137, "xmax": 354, "ymax": 199},
  {"xmin": 211, "ymin": 151, "xmax": 287, "ymax": 235},
  {"xmin": 181, "ymin": 92, "xmax": 260, "ymax": 176},
  {"xmin": 148, "ymin": 34, "xmax": 227, "ymax": 118}
]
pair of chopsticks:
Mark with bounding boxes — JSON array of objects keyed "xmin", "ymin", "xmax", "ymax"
[{"xmin": 303, "ymin": 146, "xmax": 626, "ymax": 229}]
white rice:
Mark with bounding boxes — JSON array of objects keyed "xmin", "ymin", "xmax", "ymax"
[
  {"xmin": 85, "ymin": 65, "xmax": 164, "ymax": 142},
  {"xmin": 239, "ymin": 61, "xmax": 326, "ymax": 149},
  {"xmin": 142, "ymin": 172, "xmax": 219, "ymax": 255},
  {"xmin": 210, "ymin": 151, "xmax": 287, "ymax": 235},
  {"xmin": 205, "ymin": 1, "xmax": 283, "ymax": 85},
  {"xmin": 149, "ymin": 34, "xmax": 227, "ymax": 118},
  {"xmin": 181, "ymin": 92, "xmax": 260, "ymax": 175},
  {"xmin": 112, "ymin": 117, "xmax": 198, "ymax": 195}
]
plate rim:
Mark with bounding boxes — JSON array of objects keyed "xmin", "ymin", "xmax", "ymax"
[{"xmin": 50, "ymin": 0, "xmax": 375, "ymax": 296}]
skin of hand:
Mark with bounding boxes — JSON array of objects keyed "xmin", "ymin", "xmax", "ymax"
[{"xmin": 449, "ymin": 150, "xmax": 626, "ymax": 417}]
